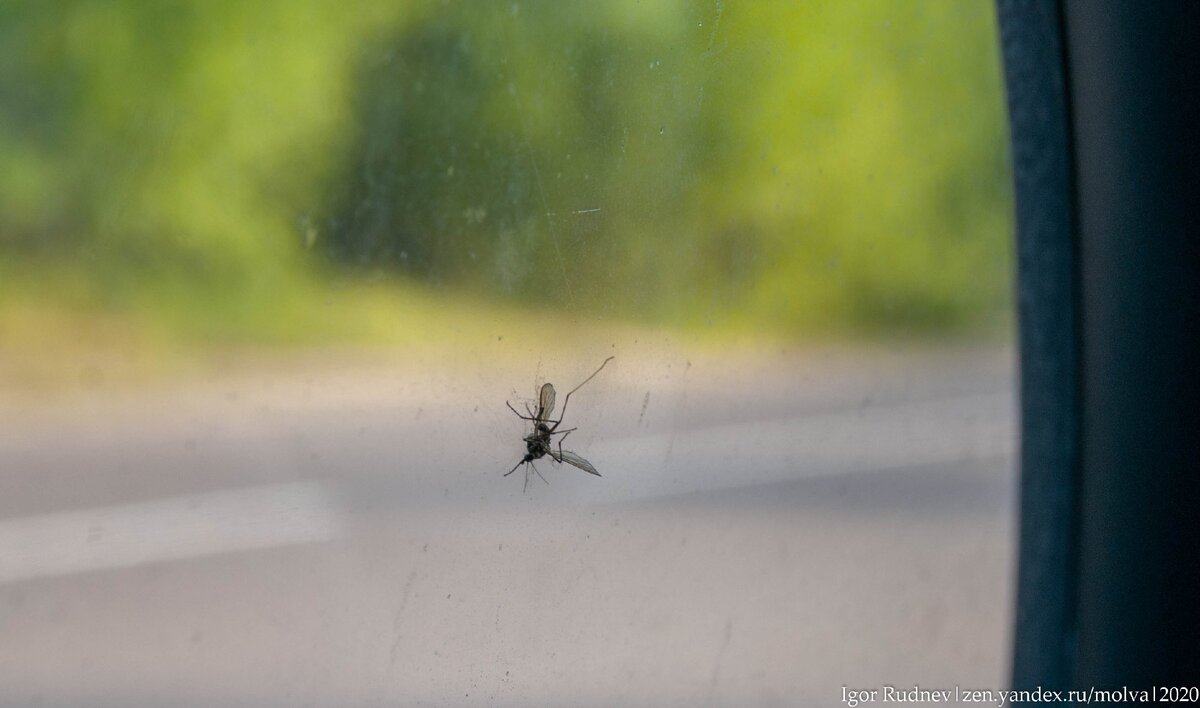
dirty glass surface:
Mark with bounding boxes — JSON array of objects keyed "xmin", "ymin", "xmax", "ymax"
[{"xmin": 0, "ymin": 2, "xmax": 1014, "ymax": 706}]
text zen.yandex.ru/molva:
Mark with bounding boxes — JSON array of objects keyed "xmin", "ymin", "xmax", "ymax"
[{"xmin": 841, "ymin": 684, "xmax": 1172, "ymax": 706}]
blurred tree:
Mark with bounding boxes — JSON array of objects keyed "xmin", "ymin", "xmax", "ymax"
[
  {"xmin": 0, "ymin": 0, "xmax": 1010, "ymax": 341},
  {"xmin": 316, "ymin": 0, "xmax": 1010, "ymax": 333},
  {"xmin": 317, "ymin": 1, "xmax": 715, "ymax": 313}
]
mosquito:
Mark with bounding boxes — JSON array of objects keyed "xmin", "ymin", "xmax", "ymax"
[{"xmin": 504, "ymin": 356, "xmax": 614, "ymax": 492}]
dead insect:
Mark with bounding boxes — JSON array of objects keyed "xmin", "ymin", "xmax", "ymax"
[{"xmin": 504, "ymin": 356, "xmax": 614, "ymax": 492}]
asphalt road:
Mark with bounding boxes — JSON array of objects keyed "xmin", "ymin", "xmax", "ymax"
[{"xmin": 0, "ymin": 345, "xmax": 1015, "ymax": 706}]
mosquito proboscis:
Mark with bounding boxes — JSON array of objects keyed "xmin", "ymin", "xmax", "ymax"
[{"xmin": 504, "ymin": 356, "xmax": 614, "ymax": 492}]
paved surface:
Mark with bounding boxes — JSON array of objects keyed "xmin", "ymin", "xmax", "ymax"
[{"xmin": 0, "ymin": 345, "xmax": 1016, "ymax": 706}]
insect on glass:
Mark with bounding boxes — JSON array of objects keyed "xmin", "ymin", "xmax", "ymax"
[{"xmin": 504, "ymin": 356, "xmax": 614, "ymax": 492}]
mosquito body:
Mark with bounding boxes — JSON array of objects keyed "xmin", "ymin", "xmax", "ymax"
[{"xmin": 504, "ymin": 356, "xmax": 613, "ymax": 492}]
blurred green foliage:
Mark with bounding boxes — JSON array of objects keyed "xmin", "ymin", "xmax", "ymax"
[{"xmin": 0, "ymin": 0, "xmax": 1011, "ymax": 346}]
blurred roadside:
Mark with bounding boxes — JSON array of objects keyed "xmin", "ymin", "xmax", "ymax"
[
  {"xmin": 1, "ymin": 1, "xmax": 1010, "ymax": 391},
  {"xmin": 0, "ymin": 336, "xmax": 1013, "ymax": 704}
]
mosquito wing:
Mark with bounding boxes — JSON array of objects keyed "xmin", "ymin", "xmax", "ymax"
[
  {"xmin": 536, "ymin": 382, "xmax": 556, "ymax": 421},
  {"xmin": 552, "ymin": 448, "xmax": 601, "ymax": 477}
]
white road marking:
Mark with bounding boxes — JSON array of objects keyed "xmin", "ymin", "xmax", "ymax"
[{"xmin": 0, "ymin": 481, "xmax": 343, "ymax": 585}]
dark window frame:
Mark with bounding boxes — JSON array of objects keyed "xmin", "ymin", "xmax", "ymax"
[{"xmin": 999, "ymin": 0, "xmax": 1200, "ymax": 693}]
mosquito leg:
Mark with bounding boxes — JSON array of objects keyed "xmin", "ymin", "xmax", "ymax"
[
  {"xmin": 531, "ymin": 461, "xmax": 549, "ymax": 486},
  {"xmin": 506, "ymin": 401, "xmax": 539, "ymax": 422},
  {"xmin": 548, "ymin": 356, "xmax": 613, "ymax": 428},
  {"xmin": 547, "ymin": 427, "xmax": 576, "ymax": 436},
  {"xmin": 556, "ymin": 430, "xmax": 573, "ymax": 461}
]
